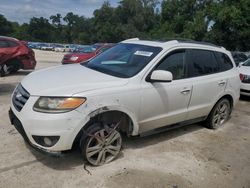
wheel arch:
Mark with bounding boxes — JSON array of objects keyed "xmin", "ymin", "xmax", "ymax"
[
  {"xmin": 210, "ymin": 94, "xmax": 234, "ymax": 117},
  {"xmin": 71, "ymin": 107, "xmax": 139, "ymax": 149}
]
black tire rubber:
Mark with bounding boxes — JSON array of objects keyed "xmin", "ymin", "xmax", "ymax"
[
  {"xmin": 205, "ymin": 98, "xmax": 231, "ymax": 129},
  {"xmin": 8, "ymin": 59, "xmax": 21, "ymax": 73},
  {"xmin": 80, "ymin": 123, "xmax": 103, "ymax": 164},
  {"xmin": 79, "ymin": 122, "xmax": 122, "ymax": 166},
  {"xmin": 0, "ymin": 64, "xmax": 7, "ymax": 77}
]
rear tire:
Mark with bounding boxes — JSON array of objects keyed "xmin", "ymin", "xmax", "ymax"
[
  {"xmin": 80, "ymin": 123, "xmax": 122, "ymax": 166},
  {"xmin": 205, "ymin": 98, "xmax": 231, "ymax": 129}
]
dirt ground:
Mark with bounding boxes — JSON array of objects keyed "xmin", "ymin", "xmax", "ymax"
[{"xmin": 0, "ymin": 50, "xmax": 249, "ymax": 188}]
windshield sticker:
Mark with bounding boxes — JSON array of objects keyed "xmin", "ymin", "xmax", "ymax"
[{"xmin": 134, "ymin": 51, "xmax": 153, "ymax": 57}]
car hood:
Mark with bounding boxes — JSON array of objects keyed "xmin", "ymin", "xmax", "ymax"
[
  {"xmin": 238, "ymin": 65, "xmax": 250, "ymax": 75},
  {"xmin": 21, "ymin": 64, "xmax": 128, "ymax": 96}
]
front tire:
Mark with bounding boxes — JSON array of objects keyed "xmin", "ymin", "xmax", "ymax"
[
  {"xmin": 80, "ymin": 123, "xmax": 122, "ymax": 166},
  {"xmin": 0, "ymin": 64, "xmax": 9, "ymax": 77},
  {"xmin": 206, "ymin": 98, "xmax": 231, "ymax": 129}
]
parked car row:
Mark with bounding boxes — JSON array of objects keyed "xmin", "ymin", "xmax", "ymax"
[
  {"xmin": 28, "ymin": 42, "xmax": 74, "ymax": 52},
  {"xmin": 27, "ymin": 42, "xmax": 114, "ymax": 54}
]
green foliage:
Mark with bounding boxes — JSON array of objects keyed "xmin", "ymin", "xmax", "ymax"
[
  {"xmin": 27, "ymin": 17, "xmax": 54, "ymax": 42},
  {"xmin": 205, "ymin": 0, "xmax": 250, "ymax": 50},
  {"xmin": 0, "ymin": 14, "xmax": 13, "ymax": 35},
  {"xmin": 1, "ymin": 0, "xmax": 249, "ymax": 50}
]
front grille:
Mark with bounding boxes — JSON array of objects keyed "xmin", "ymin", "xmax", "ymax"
[{"xmin": 12, "ymin": 84, "xmax": 30, "ymax": 112}]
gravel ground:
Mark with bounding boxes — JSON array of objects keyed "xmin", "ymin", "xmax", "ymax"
[{"xmin": 0, "ymin": 50, "xmax": 249, "ymax": 188}]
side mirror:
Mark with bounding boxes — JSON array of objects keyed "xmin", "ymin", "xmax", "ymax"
[
  {"xmin": 148, "ymin": 70, "xmax": 173, "ymax": 82},
  {"xmin": 238, "ymin": 62, "xmax": 244, "ymax": 67}
]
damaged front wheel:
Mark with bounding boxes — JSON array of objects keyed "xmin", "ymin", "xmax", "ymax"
[{"xmin": 80, "ymin": 123, "xmax": 122, "ymax": 166}]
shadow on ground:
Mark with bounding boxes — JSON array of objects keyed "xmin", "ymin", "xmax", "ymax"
[
  {"xmin": 240, "ymin": 95, "xmax": 250, "ymax": 102},
  {"xmin": 26, "ymin": 123, "xmax": 203, "ymax": 170},
  {"xmin": 8, "ymin": 70, "xmax": 32, "ymax": 76},
  {"xmin": 0, "ymin": 83, "xmax": 18, "ymax": 95},
  {"xmin": 123, "ymin": 123, "xmax": 203, "ymax": 149}
]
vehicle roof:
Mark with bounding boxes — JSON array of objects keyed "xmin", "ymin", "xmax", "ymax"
[
  {"xmin": 0, "ymin": 36, "xmax": 19, "ymax": 41},
  {"xmin": 121, "ymin": 38, "xmax": 227, "ymax": 52}
]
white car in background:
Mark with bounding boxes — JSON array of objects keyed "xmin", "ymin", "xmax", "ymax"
[
  {"xmin": 54, "ymin": 45, "xmax": 70, "ymax": 52},
  {"xmin": 9, "ymin": 38, "xmax": 240, "ymax": 166},
  {"xmin": 239, "ymin": 58, "xmax": 250, "ymax": 96}
]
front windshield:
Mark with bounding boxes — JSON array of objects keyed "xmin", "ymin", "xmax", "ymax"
[
  {"xmin": 84, "ymin": 43, "xmax": 162, "ymax": 78},
  {"xmin": 243, "ymin": 59, "xmax": 250, "ymax": 66}
]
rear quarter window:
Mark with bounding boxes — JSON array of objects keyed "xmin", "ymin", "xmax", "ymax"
[
  {"xmin": 8, "ymin": 40, "xmax": 19, "ymax": 47},
  {"xmin": 214, "ymin": 52, "xmax": 233, "ymax": 71}
]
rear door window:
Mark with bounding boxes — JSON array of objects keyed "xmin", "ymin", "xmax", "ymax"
[
  {"xmin": 187, "ymin": 49, "xmax": 219, "ymax": 78},
  {"xmin": 214, "ymin": 52, "xmax": 233, "ymax": 71}
]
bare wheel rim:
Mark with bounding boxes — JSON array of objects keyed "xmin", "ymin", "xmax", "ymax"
[
  {"xmin": 85, "ymin": 128, "xmax": 122, "ymax": 166},
  {"xmin": 212, "ymin": 101, "xmax": 230, "ymax": 128}
]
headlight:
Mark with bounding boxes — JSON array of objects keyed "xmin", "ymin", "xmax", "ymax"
[
  {"xmin": 70, "ymin": 56, "xmax": 79, "ymax": 61},
  {"xmin": 33, "ymin": 97, "xmax": 86, "ymax": 113}
]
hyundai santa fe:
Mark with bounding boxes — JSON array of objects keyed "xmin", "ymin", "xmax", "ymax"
[{"xmin": 9, "ymin": 38, "xmax": 240, "ymax": 166}]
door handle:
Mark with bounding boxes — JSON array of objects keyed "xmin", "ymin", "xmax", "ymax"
[
  {"xmin": 181, "ymin": 88, "xmax": 191, "ymax": 94},
  {"xmin": 218, "ymin": 80, "xmax": 226, "ymax": 86}
]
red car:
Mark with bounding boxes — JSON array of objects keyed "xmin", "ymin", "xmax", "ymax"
[
  {"xmin": 62, "ymin": 44, "xmax": 114, "ymax": 64},
  {"xmin": 0, "ymin": 36, "xmax": 36, "ymax": 76}
]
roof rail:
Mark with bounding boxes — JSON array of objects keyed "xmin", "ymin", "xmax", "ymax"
[
  {"xmin": 122, "ymin": 38, "xmax": 140, "ymax": 42},
  {"xmin": 155, "ymin": 38, "xmax": 221, "ymax": 48},
  {"xmin": 179, "ymin": 40, "xmax": 220, "ymax": 48}
]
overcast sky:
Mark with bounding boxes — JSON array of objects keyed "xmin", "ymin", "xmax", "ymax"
[{"xmin": 0, "ymin": 0, "xmax": 119, "ymax": 23}]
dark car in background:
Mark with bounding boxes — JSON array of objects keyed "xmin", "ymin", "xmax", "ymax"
[
  {"xmin": 62, "ymin": 44, "xmax": 115, "ymax": 64},
  {"xmin": 0, "ymin": 36, "xmax": 36, "ymax": 76},
  {"xmin": 231, "ymin": 52, "xmax": 248, "ymax": 66}
]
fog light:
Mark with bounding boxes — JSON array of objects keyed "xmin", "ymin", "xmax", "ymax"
[
  {"xmin": 44, "ymin": 137, "xmax": 52, "ymax": 146},
  {"xmin": 32, "ymin": 135, "xmax": 60, "ymax": 147}
]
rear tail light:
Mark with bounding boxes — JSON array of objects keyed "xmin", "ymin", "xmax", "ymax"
[{"xmin": 239, "ymin": 73, "xmax": 244, "ymax": 81}]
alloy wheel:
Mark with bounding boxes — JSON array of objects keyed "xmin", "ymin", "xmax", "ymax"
[
  {"xmin": 85, "ymin": 128, "xmax": 122, "ymax": 166},
  {"xmin": 212, "ymin": 100, "xmax": 230, "ymax": 128}
]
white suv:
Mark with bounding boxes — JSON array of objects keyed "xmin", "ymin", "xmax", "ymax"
[{"xmin": 9, "ymin": 38, "xmax": 240, "ymax": 165}]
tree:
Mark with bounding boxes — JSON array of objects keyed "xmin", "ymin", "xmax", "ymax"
[
  {"xmin": 27, "ymin": 17, "xmax": 53, "ymax": 42},
  {"xmin": 0, "ymin": 14, "xmax": 13, "ymax": 35},
  {"xmin": 205, "ymin": 0, "xmax": 250, "ymax": 51}
]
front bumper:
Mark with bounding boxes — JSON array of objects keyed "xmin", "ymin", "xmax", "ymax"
[{"xmin": 9, "ymin": 95, "xmax": 90, "ymax": 152}]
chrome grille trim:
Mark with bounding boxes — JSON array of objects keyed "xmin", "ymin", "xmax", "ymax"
[{"xmin": 12, "ymin": 84, "xmax": 30, "ymax": 112}]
